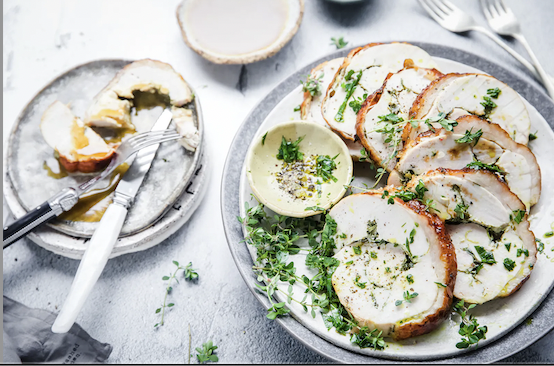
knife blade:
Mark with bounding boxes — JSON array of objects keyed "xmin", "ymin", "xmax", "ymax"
[{"xmin": 51, "ymin": 109, "xmax": 173, "ymax": 333}]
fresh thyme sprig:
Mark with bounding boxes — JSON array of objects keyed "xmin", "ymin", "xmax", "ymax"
[
  {"xmin": 239, "ymin": 202, "xmax": 386, "ymax": 351},
  {"xmin": 196, "ymin": 341, "xmax": 218, "ymax": 364},
  {"xmin": 366, "ymin": 112, "xmax": 458, "ymax": 186},
  {"xmin": 453, "ymin": 299, "xmax": 488, "ymax": 349},
  {"xmin": 301, "ymin": 73, "xmax": 323, "ymax": 97},
  {"xmin": 330, "ymin": 36, "xmax": 348, "ymax": 49},
  {"xmin": 155, "ymin": 260, "xmax": 199, "ymax": 328}
]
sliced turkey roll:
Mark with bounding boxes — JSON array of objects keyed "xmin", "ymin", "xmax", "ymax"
[
  {"xmin": 41, "ymin": 101, "xmax": 114, "ymax": 173},
  {"xmin": 85, "ymin": 59, "xmax": 199, "ymax": 151},
  {"xmin": 356, "ymin": 61, "xmax": 443, "ymax": 170},
  {"xmin": 330, "ymin": 192, "xmax": 456, "ymax": 340},
  {"xmin": 394, "ymin": 115, "xmax": 541, "ymax": 209},
  {"xmin": 321, "ymin": 43, "xmax": 437, "ymax": 141},
  {"xmin": 406, "ymin": 73, "xmax": 531, "ymax": 145},
  {"xmin": 299, "ymin": 58, "xmax": 366, "ymax": 161},
  {"xmin": 407, "ymin": 168, "xmax": 536, "ymax": 304}
]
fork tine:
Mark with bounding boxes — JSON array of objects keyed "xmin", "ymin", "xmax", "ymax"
[
  {"xmin": 419, "ymin": 0, "xmax": 445, "ymax": 20},
  {"xmin": 440, "ymin": 0, "xmax": 460, "ymax": 13},
  {"xmin": 487, "ymin": 0, "xmax": 500, "ymax": 17},
  {"xmin": 480, "ymin": 0, "xmax": 493, "ymax": 21},
  {"xmin": 132, "ymin": 135, "xmax": 181, "ymax": 151},
  {"xmin": 426, "ymin": 0, "xmax": 451, "ymax": 16}
]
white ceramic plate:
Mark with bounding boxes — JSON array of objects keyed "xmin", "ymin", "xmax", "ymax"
[{"xmin": 237, "ymin": 57, "xmax": 554, "ymax": 360}]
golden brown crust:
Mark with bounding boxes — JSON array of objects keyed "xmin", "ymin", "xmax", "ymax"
[
  {"xmin": 394, "ymin": 198, "xmax": 456, "ymax": 340},
  {"xmin": 404, "ymin": 72, "xmax": 494, "ymax": 144},
  {"xmin": 351, "ymin": 190, "xmax": 456, "ymax": 341},
  {"xmin": 300, "ymin": 61, "xmax": 330, "ymax": 120},
  {"xmin": 59, "ymin": 151, "xmax": 114, "ymax": 173}
]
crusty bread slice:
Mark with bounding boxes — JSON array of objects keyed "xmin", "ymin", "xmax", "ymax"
[
  {"xmin": 330, "ymin": 191, "xmax": 456, "ymax": 340},
  {"xmin": 41, "ymin": 101, "xmax": 114, "ymax": 173}
]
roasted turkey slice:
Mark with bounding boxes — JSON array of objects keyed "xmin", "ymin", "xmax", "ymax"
[
  {"xmin": 406, "ymin": 169, "xmax": 536, "ymax": 304},
  {"xmin": 85, "ymin": 59, "xmax": 199, "ymax": 151},
  {"xmin": 41, "ymin": 101, "xmax": 114, "ymax": 173},
  {"xmin": 356, "ymin": 61, "xmax": 443, "ymax": 170},
  {"xmin": 394, "ymin": 115, "xmax": 541, "ymax": 209},
  {"xmin": 330, "ymin": 191, "xmax": 456, "ymax": 340},
  {"xmin": 299, "ymin": 58, "xmax": 366, "ymax": 161},
  {"xmin": 321, "ymin": 43, "xmax": 437, "ymax": 141},
  {"xmin": 406, "ymin": 73, "xmax": 531, "ymax": 145}
]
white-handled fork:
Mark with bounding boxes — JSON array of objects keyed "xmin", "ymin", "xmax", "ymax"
[
  {"xmin": 480, "ymin": 0, "xmax": 554, "ymax": 98},
  {"xmin": 417, "ymin": 0, "xmax": 553, "ymax": 91}
]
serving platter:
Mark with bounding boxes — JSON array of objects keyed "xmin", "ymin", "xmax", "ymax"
[
  {"xmin": 221, "ymin": 42, "xmax": 554, "ymax": 363},
  {"xmin": 4, "ymin": 59, "xmax": 203, "ymax": 238}
]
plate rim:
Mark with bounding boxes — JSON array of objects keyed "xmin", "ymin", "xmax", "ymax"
[
  {"xmin": 220, "ymin": 41, "xmax": 554, "ymax": 363},
  {"xmin": 3, "ymin": 58, "xmax": 204, "ymax": 238}
]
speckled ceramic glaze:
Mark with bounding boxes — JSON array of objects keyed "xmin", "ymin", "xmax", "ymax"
[
  {"xmin": 221, "ymin": 43, "xmax": 554, "ymax": 363},
  {"xmin": 246, "ymin": 120, "xmax": 353, "ymax": 217}
]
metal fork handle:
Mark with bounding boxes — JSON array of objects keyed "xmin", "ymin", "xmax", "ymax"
[
  {"xmin": 512, "ymin": 33, "xmax": 554, "ymax": 98},
  {"xmin": 471, "ymin": 25, "xmax": 547, "ymax": 82}
]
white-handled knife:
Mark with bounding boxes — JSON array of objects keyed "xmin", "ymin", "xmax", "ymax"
[{"xmin": 51, "ymin": 109, "xmax": 173, "ymax": 333}]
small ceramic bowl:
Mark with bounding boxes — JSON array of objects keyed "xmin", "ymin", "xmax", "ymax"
[
  {"xmin": 176, "ymin": 0, "xmax": 304, "ymax": 64},
  {"xmin": 246, "ymin": 121, "xmax": 353, "ymax": 218}
]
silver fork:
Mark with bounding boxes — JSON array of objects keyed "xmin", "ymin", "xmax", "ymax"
[
  {"xmin": 480, "ymin": 0, "xmax": 554, "ymax": 98},
  {"xmin": 417, "ymin": 0, "xmax": 550, "ymax": 83},
  {"xmin": 3, "ymin": 127, "xmax": 181, "ymax": 247}
]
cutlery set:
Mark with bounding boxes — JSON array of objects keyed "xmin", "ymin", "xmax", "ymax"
[{"xmin": 418, "ymin": 0, "xmax": 554, "ymax": 98}]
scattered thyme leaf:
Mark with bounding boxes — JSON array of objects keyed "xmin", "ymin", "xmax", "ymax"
[
  {"xmin": 455, "ymin": 128, "xmax": 483, "ymax": 146},
  {"xmin": 330, "ymin": 36, "xmax": 348, "ymax": 49}
]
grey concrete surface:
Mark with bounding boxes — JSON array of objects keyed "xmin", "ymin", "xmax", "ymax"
[{"xmin": 3, "ymin": 0, "xmax": 553, "ymax": 363}]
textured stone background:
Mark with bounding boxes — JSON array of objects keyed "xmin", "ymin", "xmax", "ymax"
[{"xmin": 3, "ymin": 0, "xmax": 553, "ymax": 363}]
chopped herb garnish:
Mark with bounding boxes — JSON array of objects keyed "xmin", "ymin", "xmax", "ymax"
[
  {"xmin": 407, "ymin": 274, "xmax": 414, "ymax": 284},
  {"xmin": 349, "ymin": 93, "xmax": 368, "ymax": 114},
  {"xmin": 475, "ymin": 246, "xmax": 496, "ymax": 264},
  {"xmin": 277, "ymin": 136, "xmax": 304, "ymax": 163},
  {"xmin": 353, "ymin": 246, "xmax": 362, "ymax": 255},
  {"xmin": 481, "ymin": 96, "xmax": 497, "ymax": 118},
  {"xmin": 294, "ymin": 105, "xmax": 301, "ymax": 112},
  {"xmin": 354, "ymin": 275, "xmax": 367, "ymax": 289},
  {"xmin": 301, "ymin": 73, "xmax": 323, "ymax": 97},
  {"xmin": 544, "ymin": 231, "xmax": 553, "ymax": 238},
  {"xmin": 435, "ymin": 282, "xmax": 447, "ymax": 288},
  {"xmin": 261, "ymin": 132, "xmax": 268, "ymax": 146},
  {"xmin": 516, "ymin": 248, "xmax": 529, "ymax": 257},
  {"xmin": 529, "ymin": 131, "xmax": 538, "ymax": 141},
  {"xmin": 466, "ymin": 159, "xmax": 505, "ymax": 174},
  {"xmin": 316, "ymin": 154, "xmax": 339, "ymax": 183},
  {"xmin": 330, "ymin": 36, "xmax": 348, "ymax": 49},
  {"xmin": 455, "ymin": 128, "xmax": 483, "ymax": 146},
  {"xmin": 395, "ymin": 291, "xmax": 419, "ymax": 306},
  {"xmin": 510, "ymin": 209, "xmax": 526, "ymax": 224},
  {"xmin": 487, "ymin": 87, "xmax": 501, "ymax": 98},
  {"xmin": 505, "ymin": 243, "xmax": 511, "ymax": 251},
  {"xmin": 305, "ymin": 206, "xmax": 325, "ymax": 212},
  {"xmin": 504, "ymin": 258, "xmax": 516, "ymax": 271},
  {"xmin": 454, "ymin": 202, "xmax": 469, "ymax": 221},
  {"xmin": 359, "ymin": 148, "xmax": 369, "ymax": 162},
  {"xmin": 335, "ymin": 70, "xmax": 363, "ymax": 122}
]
